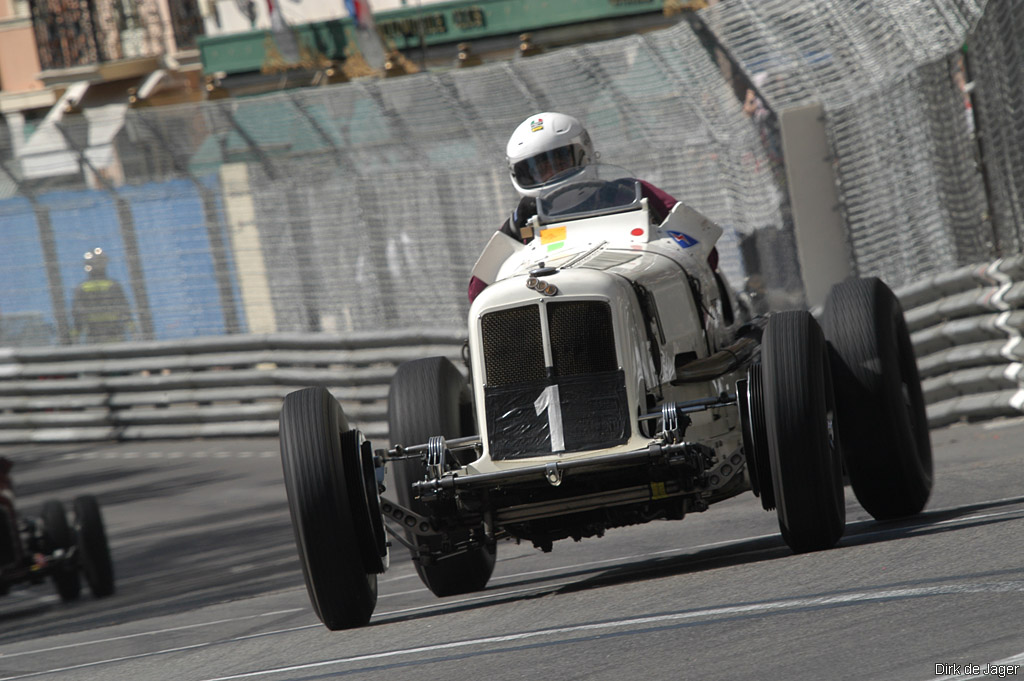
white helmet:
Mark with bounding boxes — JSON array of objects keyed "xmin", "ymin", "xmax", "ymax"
[{"xmin": 506, "ymin": 112, "xmax": 595, "ymax": 198}]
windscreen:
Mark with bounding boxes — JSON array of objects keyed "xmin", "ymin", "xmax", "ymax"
[{"xmin": 536, "ymin": 165, "xmax": 642, "ymax": 223}]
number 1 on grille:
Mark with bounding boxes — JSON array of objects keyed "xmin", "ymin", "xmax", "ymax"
[{"xmin": 534, "ymin": 384, "xmax": 565, "ymax": 452}]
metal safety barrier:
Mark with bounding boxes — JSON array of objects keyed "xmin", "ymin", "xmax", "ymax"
[
  {"xmin": 897, "ymin": 255, "xmax": 1024, "ymax": 428},
  {"xmin": 2, "ymin": 259, "xmax": 1021, "ymax": 445},
  {"xmin": 0, "ymin": 330, "xmax": 465, "ymax": 444}
]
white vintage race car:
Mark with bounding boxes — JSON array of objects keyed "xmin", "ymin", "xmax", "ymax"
[{"xmin": 279, "ymin": 164, "xmax": 933, "ymax": 630}]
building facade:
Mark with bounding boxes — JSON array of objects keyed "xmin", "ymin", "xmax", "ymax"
[{"xmin": 0, "ymin": 0, "xmax": 698, "ymax": 192}]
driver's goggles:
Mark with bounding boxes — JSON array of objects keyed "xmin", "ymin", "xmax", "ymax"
[{"xmin": 512, "ymin": 145, "xmax": 583, "ymax": 189}]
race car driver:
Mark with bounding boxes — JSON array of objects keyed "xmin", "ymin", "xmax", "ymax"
[{"xmin": 469, "ymin": 111, "xmax": 700, "ymax": 303}]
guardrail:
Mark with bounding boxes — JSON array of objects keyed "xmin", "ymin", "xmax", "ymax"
[
  {"xmin": 1, "ymin": 262, "xmax": 1020, "ymax": 445},
  {"xmin": 897, "ymin": 255, "xmax": 1024, "ymax": 428},
  {"xmin": 0, "ymin": 330, "xmax": 465, "ymax": 444}
]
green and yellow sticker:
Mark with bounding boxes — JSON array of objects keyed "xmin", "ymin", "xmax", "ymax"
[{"xmin": 540, "ymin": 226, "xmax": 566, "ymax": 252}]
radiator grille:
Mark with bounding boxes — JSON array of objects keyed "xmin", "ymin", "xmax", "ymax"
[
  {"xmin": 548, "ymin": 301, "xmax": 618, "ymax": 377},
  {"xmin": 481, "ymin": 305, "xmax": 545, "ymax": 387}
]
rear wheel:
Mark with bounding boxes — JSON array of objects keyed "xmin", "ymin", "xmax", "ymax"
[
  {"xmin": 280, "ymin": 387, "xmax": 381, "ymax": 629},
  {"xmin": 389, "ymin": 357, "xmax": 495, "ymax": 597},
  {"xmin": 73, "ymin": 495, "xmax": 115, "ymax": 597},
  {"xmin": 41, "ymin": 500, "xmax": 80, "ymax": 602},
  {"xmin": 762, "ymin": 311, "xmax": 845, "ymax": 553},
  {"xmin": 822, "ymin": 277, "xmax": 932, "ymax": 519}
]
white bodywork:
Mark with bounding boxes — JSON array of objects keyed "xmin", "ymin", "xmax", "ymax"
[{"xmin": 465, "ymin": 194, "xmax": 747, "ymax": 485}]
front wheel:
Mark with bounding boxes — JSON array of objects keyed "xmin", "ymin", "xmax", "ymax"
[
  {"xmin": 41, "ymin": 500, "xmax": 80, "ymax": 602},
  {"xmin": 762, "ymin": 311, "xmax": 845, "ymax": 553},
  {"xmin": 280, "ymin": 387, "xmax": 383, "ymax": 630},
  {"xmin": 389, "ymin": 357, "xmax": 496, "ymax": 597},
  {"xmin": 73, "ymin": 495, "xmax": 115, "ymax": 597}
]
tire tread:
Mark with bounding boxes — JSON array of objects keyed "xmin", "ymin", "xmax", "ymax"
[
  {"xmin": 280, "ymin": 386, "xmax": 376, "ymax": 629},
  {"xmin": 388, "ymin": 357, "xmax": 495, "ymax": 597},
  {"xmin": 763, "ymin": 311, "xmax": 845, "ymax": 553},
  {"xmin": 823, "ymin": 278, "xmax": 932, "ymax": 519}
]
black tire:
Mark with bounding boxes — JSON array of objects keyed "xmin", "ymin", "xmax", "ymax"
[
  {"xmin": 822, "ymin": 277, "xmax": 933, "ymax": 520},
  {"xmin": 762, "ymin": 311, "xmax": 845, "ymax": 553},
  {"xmin": 41, "ymin": 500, "xmax": 80, "ymax": 602},
  {"xmin": 388, "ymin": 357, "xmax": 496, "ymax": 597},
  {"xmin": 0, "ymin": 506, "xmax": 18, "ymax": 569},
  {"xmin": 73, "ymin": 495, "xmax": 115, "ymax": 598},
  {"xmin": 280, "ymin": 387, "xmax": 377, "ymax": 629}
]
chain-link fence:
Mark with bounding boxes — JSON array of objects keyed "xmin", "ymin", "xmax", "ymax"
[
  {"xmin": 701, "ymin": 0, "xmax": 1016, "ymax": 288},
  {"xmin": 0, "ymin": 0, "xmax": 1019, "ymax": 346},
  {"xmin": 1, "ymin": 21, "xmax": 786, "ymax": 343},
  {"xmin": 967, "ymin": 0, "xmax": 1024, "ymax": 257}
]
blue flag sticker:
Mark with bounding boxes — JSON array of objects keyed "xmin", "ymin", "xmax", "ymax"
[{"xmin": 667, "ymin": 230, "xmax": 699, "ymax": 249}]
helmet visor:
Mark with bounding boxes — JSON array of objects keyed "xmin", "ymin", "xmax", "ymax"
[{"xmin": 512, "ymin": 144, "xmax": 585, "ymax": 189}]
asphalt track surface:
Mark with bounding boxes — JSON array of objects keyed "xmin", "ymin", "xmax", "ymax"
[{"xmin": 1, "ymin": 418, "xmax": 1023, "ymax": 681}]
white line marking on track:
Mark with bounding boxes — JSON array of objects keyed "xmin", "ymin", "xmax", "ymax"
[
  {"xmin": 0, "ymin": 623, "xmax": 324, "ymax": 681},
  {"xmin": 4, "ymin": 495, "xmax": 1021, "ymax": 676},
  {"xmin": 932, "ymin": 510, "xmax": 1024, "ymax": 526},
  {"xmin": 6, "ymin": 580, "xmax": 1024, "ymax": 681},
  {"xmin": 0, "ymin": 608, "xmax": 305, "ymax": 661},
  {"xmin": 49, "ymin": 449, "xmax": 283, "ymax": 460},
  {"xmin": 193, "ymin": 580, "xmax": 1024, "ymax": 681}
]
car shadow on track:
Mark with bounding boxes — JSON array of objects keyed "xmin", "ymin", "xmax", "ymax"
[
  {"xmin": 369, "ymin": 533, "xmax": 796, "ymax": 629},
  {"xmin": 372, "ymin": 494, "xmax": 1024, "ymax": 628},
  {"xmin": 544, "ymin": 494, "xmax": 1024, "ymax": 597},
  {"xmin": 840, "ymin": 493, "xmax": 1024, "ymax": 547}
]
